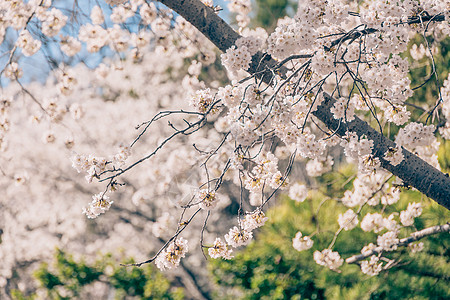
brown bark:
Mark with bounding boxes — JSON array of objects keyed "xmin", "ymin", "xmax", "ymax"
[{"xmin": 159, "ymin": 0, "xmax": 450, "ymax": 209}]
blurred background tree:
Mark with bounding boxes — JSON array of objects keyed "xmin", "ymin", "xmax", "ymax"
[
  {"xmin": 11, "ymin": 250, "xmax": 184, "ymax": 300},
  {"xmin": 253, "ymin": 0, "xmax": 296, "ymax": 30}
]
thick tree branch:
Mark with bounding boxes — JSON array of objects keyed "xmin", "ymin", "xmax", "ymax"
[
  {"xmin": 160, "ymin": 0, "xmax": 450, "ymax": 209},
  {"xmin": 346, "ymin": 223, "xmax": 450, "ymax": 264},
  {"xmin": 316, "ymin": 94, "xmax": 450, "ymax": 208}
]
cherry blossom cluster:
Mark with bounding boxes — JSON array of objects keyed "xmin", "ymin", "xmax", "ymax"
[
  {"xmin": 338, "ymin": 209, "xmax": 358, "ymax": 231},
  {"xmin": 16, "ymin": 30, "xmax": 41, "ymax": 56},
  {"xmin": 377, "ymin": 231, "xmax": 400, "ymax": 251},
  {"xmin": 208, "ymin": 210, "xmax": 267, "ymax": 260},
  {"xmin": 361, "ymin": 213, "xmax": 394, "ymax": 233},
  {"xmin": 220, "ymin": 45, "xmax": 252, "ymax": 76},
  {"xmin": 0, "ymin": 1, "xmax": 65, "ymax": 60},
  {"xmin": 82, "ymin": 193, "xmax": 114, "ymax": 219},
  {"xmin": 292, "ymin": 231, "xmax": 314, "ymax": 252},
  {"xmin": 360, "ymin": 255, "xmax": 383, "ymax": 276},
  {"xmin": 341, "ymin": 171, "xmax": 400, "ymax": 208},
  {"xmin": 400, "ymin": 202, "xmax": 423, "ymax": 226},
  {"xmin": 383, "ymin": 145, "xmax": 405, "ymax": 166},
  {"xmin": 396, "ymin": 123, "xmax": 436, "ymax": 149},
  {"xmin": 71, "ymin": 144, "xmax": 131, "ymax": 184},
  {"xmin": 197, "ymin": 189, "xmax": 219, "ymax": 210},
  {"xmin": 208, "ymin": 238, "xmax": 233, "ymax": 259},
  {"xmin": 155, "ymin": 237, "xmax": 189, "ymax": 271},
  {"xmin": 313, "ymin": 249, "xmax": 343, "ymax": 271},
  {"xmin": 243, "ymin": 152, "xmax": 287, "ymax": 195},
  {"xmin": 306, "ymin": 155, "xmax": 334, "ymax": 177},
  {"xmin": 189, "ymin": 88, "xmax": 216, "ymax": 114}
]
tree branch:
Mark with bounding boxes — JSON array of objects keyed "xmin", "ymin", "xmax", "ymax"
[
  {"xmin": 346, "ymin": 223, "xmax": 450, "ymax": 264},
  {"xmin": 315, "ymin": 93, "xmax": 450, "ymax": 208},
  {"xmin": 159, "ymin": 0, "xmax": 450, "ymax": 209}
]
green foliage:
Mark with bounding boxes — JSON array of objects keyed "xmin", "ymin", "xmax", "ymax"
[
  {"xmin": 407, "ymin": 36, "xmax": 450, "ymax": 113},
  {"xmin": 253, "ymin": 0, "xmax": 296, "ymax": 30},
  {"xmin": 12, "ymin": 249, "xmax": 184, "ymax": 300},
  {"xmin": 437, "ymin": 139, "xmax": 450, "ymax": 172},
  {"xmin": 210, "ymin": 170, "xmax": 450, "ymax": 299}
]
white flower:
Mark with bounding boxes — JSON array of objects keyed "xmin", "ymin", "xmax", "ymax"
[
  {"xmin": 358, "ymin": 136, "xmax": 374, "ymax": 156},
  {"xmin": 269, "ymin": 171, "xmax": 289, "ymax": 189},
  {"xmin": 384, "ymin": 145, "xmax": 404, "ymax": 166},
  {"xmin": 140, "ymin": 3, "xmax": 157, "ymax": 25},
  {"xmin": 221, "ymin": 45, "xmax": 252, "ymax": 75},
  {"xmin": 306, "ymin": 156, "xmax": 333, "ymax": 177},
  {"xmin": 361, "ymin": 213, "xmax": 384, "ymax": 233},
  {"xmin": 42, "ymin": 8, "xmax": 67, "ymax": 37},
  {"xmin": 297, "ymin": 131, "xmax": 325, "ymax": 159},
  {"xmin": 331, "ymin": 97, "xmax": 356, "ymax": 122},
  {"xmin": 14, "ymin": 171, "xmax": 29, "ymax": 186},
  {"xmin": 197, "ymin": 189, "xmax": 219, "ymax": 210},
  {"xmin": 338, "ymin": 209, "xmax": 358, "ymax": 231},
  {"xmin": 377, "ymin": 231, "xmax": 399, "ymax": 251},
  {"xmin": 235, "ymin": 36, "xmax": 262, "ymax": 55},
  {"xmin": 249, "ymin": 191, "xmax": 263, "ymax": 206},
  {"xmin": 242, "ymin": 210, "xmax": 268, "ymax": 231},
  {"xmin": 292, "ymin": 232, "xmax": 313, "ymax": 251},
  {"xmin": 381, "ymin": 187, "xmax": 400, "ymax": 205},
  {"xmin": 361, "ymin": 243, "xmax": 377, "ymax": 255},
  {"xmin": 5, "ymin": 62, "xmax": 23, "ymax": 80},
  {"xmin": 60, "ymin": 36, "xmax": 82, "ymax": 56},
  {"xmin": 155, "ymin": 237, "xmax": 188, "ymax": 271},
  {"xmin": 69, "ymin": 103, "xmax": 84, "ymax": 120},
  {"xmin": 189, "ymin": 88, "xmax": 215, "ymax": 114},
  {"xmin": 359, "ymin": 154, "xmax": 380, "ymax": 174},
  {"xmin": 64, "ymin": 137, "xmax": 75, "ymax": 149},
  {"xmin": 91, "ymin": 6, "xmax": 104, "ymax": 25},
  {"xmin": 217, "ymin": 84, "xmax": 242, "ymax": 108},
  {"xmin": 409, "ymin": 242, "xmax": 424, "ymax": 254},
  {"xmin": 57, "ymin": 70, "xmax": 78, "ymax": 95},
  {"xmin": 313, "ymin": 249, "xmax": 343, "ymax": 270},
  {"xmin": 395, "ymin": 123, "xmax": 436, "ymax": 150},
  {"xmin": 42, "ymin": 130, "xmax": 56, "ymax": 144},
  {"xmin": 16, "ymin": 30, "xmax": 41, "ymax": 56},
  {"xmin": 208, "ymin": 238, "xmax": 233, "ymax": 259},
  {"xmin": 361, "ymin": 255, "xmax": 383, "ymax": 276},
  {"xmin": 400, "ymin": 202, "xmax": 422, "ymax": 226},
  {"xmin": 79, "ymin": 24, "xmax": 108, "ymax": 52},
  {"xmin": 288, "ymin": 183, "xmax": 308, "ymax": 202},
  {"xmin": 111, "ymin": 143, "xmax": 131, "ymax": 168},
  {"xmin": 383, "ymin": 214, "xmax": 399, "ymax": 231},
  {"xmin": 82, "ymin": 193, "xmax": 113, "ymax": 219},
  {"xmin": 224, "ymin": 226, "xmax": 253, "ymax": 248},
  {"xmin": 384, "ymin": 105, "xmax": 410, "ymax": 125}
]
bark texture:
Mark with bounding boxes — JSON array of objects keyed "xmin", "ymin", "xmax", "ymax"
[
  {"xmin": 159, "ymin": 0, "xmax": 450, "ymax": 209},
  {"xmin": 316, "ymin": 93, "xmax": 450, "ymax": 207}
]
